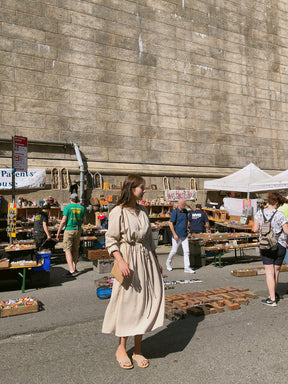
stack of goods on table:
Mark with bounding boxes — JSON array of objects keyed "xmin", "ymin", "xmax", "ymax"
[
  {"xmin": 0, "ymin": 296, "xmax": 40, "ymax": 317},
  {"xmin": 0, "ymin": 257, "xmax": 9, "ymax": 269},
  {"xmin": 3, "ymin": 243, "xmax": 38, "ymax": 268},
  {"xmin": 231, "ymin": 264, "xmax": 288, "ymax": 276},
  {"xmin": 5, "ymin": 243, "xmax": 36, "ymax": 252}
]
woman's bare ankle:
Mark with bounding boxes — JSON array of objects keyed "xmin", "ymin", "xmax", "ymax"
[{"xmin": 116, "ymin": 345, "xmax": 127, "ymax": 357}]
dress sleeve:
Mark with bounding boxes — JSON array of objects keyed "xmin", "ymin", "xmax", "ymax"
[{"xmin": 105, "ymin": 206, "xmax": 122, "ymax": 255}]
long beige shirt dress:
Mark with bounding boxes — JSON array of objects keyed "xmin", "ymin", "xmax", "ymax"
[{"xmin": 102, "ymin": 205, "xmax": 165, "ymax": 337}]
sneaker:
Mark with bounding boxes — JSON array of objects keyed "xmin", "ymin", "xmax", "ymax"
[
  {"xmin": 166, "ymin": 263, "xmax": 172, "ymax": 271},
  {"xmin": 261, "ymin": 298, "xmax": 277, "ymax": 307},
  {"xmin": 184, "ymin": 268, "xmax": 196, "ymax": 274}
]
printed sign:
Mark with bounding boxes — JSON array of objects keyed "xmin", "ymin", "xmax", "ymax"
[
  {"xmin": 7, "ymin": 203, "xmax": 17, "ymax": 238},
  {"xmin": 165, "ymin": 190, "xmax": 197, "ymax": 201},
  {"xmin": 13, "ymin": 136, "xmax": 28, "ymax": 172},
  {"xmin": 0, "ymin": 169, "xmax": 46, "ymax": 190}
]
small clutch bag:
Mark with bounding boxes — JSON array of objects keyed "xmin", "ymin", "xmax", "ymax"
[{"xmin": 111, "ymin": 260, "xmax": 124, "ymax": 284}]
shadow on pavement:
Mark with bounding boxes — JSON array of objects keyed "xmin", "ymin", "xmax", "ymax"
[
  {"xmin": 276, "ymin": 282, "xmax": 288, "ymax": 297},
  {"xmin": 128, "ymin": 314, "xmax": 204, "ymax": 359}
]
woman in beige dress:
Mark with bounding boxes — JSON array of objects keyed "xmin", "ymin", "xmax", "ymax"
[{"xmin": 102, "ymin": 175, "xmax": 165, "ymax": 369}]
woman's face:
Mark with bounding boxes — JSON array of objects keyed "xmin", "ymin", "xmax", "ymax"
[{"xmin": 132, "ymin": 183, "xmax": 145, "ymax": 200}]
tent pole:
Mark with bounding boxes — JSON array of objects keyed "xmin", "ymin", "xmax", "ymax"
[{"xmin": 202, "ymin": 189, "xmax": 206, "ymax": 206}]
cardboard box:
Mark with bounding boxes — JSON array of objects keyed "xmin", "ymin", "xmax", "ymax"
[
  {"xmin": 0, "ymin": 260, "xmax": 9, "ymax": 269},
  {"xmin": 0, "ymin": 300, "xmax": 39, "ymax": 318},
  {"xmin": 88, "ymin": 249, "xmax": 110, "ymax": 260},
  {"xmin": 93, "ymin": 259, "xmax": 114, "ymax": 274}
]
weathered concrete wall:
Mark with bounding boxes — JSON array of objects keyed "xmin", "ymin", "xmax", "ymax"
[{"xmin": 1, "ymin": 0, "xmax": 288, "ymax": 178}]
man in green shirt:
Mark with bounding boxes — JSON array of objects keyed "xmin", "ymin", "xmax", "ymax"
[{"xmin": 56, "ymin": 194, "xmax": 87, "ymax": 277}]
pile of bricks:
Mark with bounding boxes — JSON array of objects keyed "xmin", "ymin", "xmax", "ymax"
[
  {"xmin": 231, "ymin": 264, "xmax": 288, "ymax": 277},
  {"xmin": 165, "ymin": 287, "xmax": 258, "ymax": 320}
]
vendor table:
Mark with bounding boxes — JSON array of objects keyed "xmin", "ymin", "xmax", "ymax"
[
  {"xmin": 189, "ymin": 232, "xmax": 259, "ymax": 268},
  {"xmin": 80, "ymin": 236, "xmax": 98, "ymax": 256},
  {"xmin": 3, "ymin": 245, "xmax": 37, "ymax": 291},
  {"xmin": 189, "ymin": 233, "xmax": 258, "ymax": 242},
  {"xmin": 213, "ymin": 222, "xmax": 252, "ymax": 232},
  {"xmin": 0, "ymin": 262, "xmax": 43, "ymax": 292},
  {"xmin": 204, "ymin": 242, "xmax": 259, "ymax": 268}
]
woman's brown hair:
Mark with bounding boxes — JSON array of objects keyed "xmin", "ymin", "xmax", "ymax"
[
  {"xmin": 268, "ymin": 192, "xmax": 287, "ymax": 207},
  {"xmin": 117, "ymin": 175, "xmax": 145, "ymax": 207}
]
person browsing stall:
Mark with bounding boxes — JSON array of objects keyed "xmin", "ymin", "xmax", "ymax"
[
  {"xmin": 254, "ymin": 192, "xmax": 288, "ymax": 307},
  {"xmin": 56, "ymin": 193, "xmax": 87, "ymax": 277},
  {"xmin": 166, "ymin": 198, "xmax": 195, "ymax": 273},
  {"xmin": 33, "ymin": 204, "xmax": 51, "ymax": 250},
  {"xmin": 188, "ymin": 204, "xmax": 210, "ymax": 234}
]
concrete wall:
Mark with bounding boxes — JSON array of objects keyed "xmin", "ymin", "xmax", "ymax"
[{"xmin": 1, "ymin": 0, "xmax": 288, "ymax": 189}]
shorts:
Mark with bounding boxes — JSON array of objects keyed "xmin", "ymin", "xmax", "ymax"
[
  {"xmin": 33, "ymin": 234, "xmax": 47, "ymax": 250},
  {"xmin": 63, "ymin": 229, "xmax": 81, "ymax": 253},
  {"xmin": 261, "ymin": 243, "xmax": 286, "ymax": 266}
]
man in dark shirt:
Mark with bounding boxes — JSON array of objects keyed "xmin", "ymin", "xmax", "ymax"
[
  {"xmin": 188, "ymin": 204, "xmax": 210, "ymax": 234},
  {"xmin": 33, "ymin": 204, "xmax": 51, "ymax": 250},
  {"xmin": 166, "ymin": 198, "xmax": 195, "ymax": 273}
]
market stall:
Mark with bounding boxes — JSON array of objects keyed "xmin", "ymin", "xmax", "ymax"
[
  {"xmin": 203, "ymin": 163, "xmax": 287, "ymax": 229},
  {"xmin": 204, "ymin": 163, "xmax": 273, "ymax": 199},
  {"xmin": 188, "ymin": 232, "xmax": 259, "ymax": 268}
]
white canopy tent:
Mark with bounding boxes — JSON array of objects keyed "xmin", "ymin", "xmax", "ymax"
[
  {"xmin": 204, "ymin": 163, "xmax": 273, "ymax": 198},
  {"xmin": 251, "ymin": 169, "xmax": 288, "ymax": 191}
]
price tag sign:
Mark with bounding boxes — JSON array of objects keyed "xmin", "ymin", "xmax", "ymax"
[
  {"xmin": 13, "ymin": 136, "xmax": 28, "ymax": 172},
  {"xmin": 7, "ymin": 203, "xmax": 17, "ymax": 238}
]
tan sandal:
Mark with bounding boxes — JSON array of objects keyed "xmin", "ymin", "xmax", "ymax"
[
  {"xmin": 132, "ymin": 354, "xmax": 149, "ymax": 368},
  {"xmin": 116, "ymin": 356, "xmax": 133, "ymax": 370}
]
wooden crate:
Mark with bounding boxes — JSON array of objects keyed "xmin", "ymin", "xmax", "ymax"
[
  {"xmin": 88, "ymin": 249, "xmax": 110, "ymax": 260},
  {"xmin": 0, "ymin": 260, "xmax": 9, "ymax": 269},
  {"xmin": 0, "ymin": 300, "xmax": 39, "ymax": 318}
]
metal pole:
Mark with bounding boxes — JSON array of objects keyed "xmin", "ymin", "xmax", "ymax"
[
  {"xmin": 12, "ymin": 136, "xmax": 15, "ymax": 204},
  {"xmin": 202, "ymin": 189, "xmax": 206, "ymax": 206},
  {"xmin": 9, "ymin": 136, "xmax": 16, "ymax": 245}
]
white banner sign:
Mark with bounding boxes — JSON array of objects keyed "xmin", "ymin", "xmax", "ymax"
[
  {"xmin": 165, "ymin": 190, "xmax": 197, "ymax": 201},
  {"xmin": 0, "ymin": 169, "xmax": 46, "ymax": 190}
]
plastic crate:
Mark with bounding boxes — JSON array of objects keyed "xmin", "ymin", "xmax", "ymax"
[
  {"xmin": 32, "ymin": 251, "xmax": 51, "ymax": 271},
  {"xmin": 96, "ymin": 233, "xmax": 106, "ymax": 242},
  {"xmin": 94, "ymin": 241, "xmax": 105, "ymax": 249},
  {"xmin": 97, "ymin": 286, "xmax": 112, "ymax": 299},
  {"xmin": 93, "ymin": 259, "xmax": 114, "ymax": 274}
]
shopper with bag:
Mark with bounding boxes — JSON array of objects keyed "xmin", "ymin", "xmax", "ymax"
[
  {"xmin": 254, "ymin": 192, "xmax": 288, "ymax": 307},
  {"xmin": 102, "ymin": 175, "xmax": 164, "ymax": 369}
]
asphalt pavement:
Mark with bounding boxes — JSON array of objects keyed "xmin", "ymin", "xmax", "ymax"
[{"xmin": 1, "ymin": 246, "xmax": 288, "ymax": 384}]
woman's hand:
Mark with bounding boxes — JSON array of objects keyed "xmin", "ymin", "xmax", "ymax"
[
  {"xmin": 118, "ymin": 258, "xmax": 131, "ymax": 277},
  {"xmin": 158, "ymin": 261, "xmax": 163, "ymax": 274}
]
